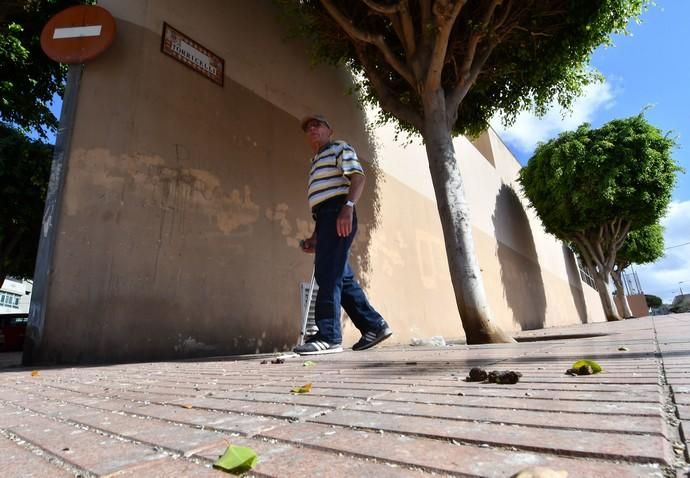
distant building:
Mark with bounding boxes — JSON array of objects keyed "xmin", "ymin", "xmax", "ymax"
[
  {"xmin": 671, "ymin": 294, "xmax": 690, "ymax": 313},
  {"xmin": 0, "ymin": 278, "xmax": 32, "ymax": 314}
]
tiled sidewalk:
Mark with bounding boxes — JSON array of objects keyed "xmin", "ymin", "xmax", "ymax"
[{"xmin": 1, "ymin": 314, "xmax": 689, "ymax": 477}]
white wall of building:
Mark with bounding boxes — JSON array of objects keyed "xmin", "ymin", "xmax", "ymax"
[{"xmin": 0, "ymin": 278, "xmax": 32, "ymax": 314}]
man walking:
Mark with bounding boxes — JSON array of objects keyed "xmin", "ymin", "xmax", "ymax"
[{"xmin": 294, "ymin": 114, "xmax": 392, "ymax": 355}]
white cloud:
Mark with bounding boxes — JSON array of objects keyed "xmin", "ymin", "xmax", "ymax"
[
  {"xmin": 635, "ymin": 200, "xmax": 690, "ymax": 303},
  {"xmin": 490, "ymin": 80, "xmax": 616, "ymax": 154}
]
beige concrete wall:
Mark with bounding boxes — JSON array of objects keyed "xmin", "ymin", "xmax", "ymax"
[
  {"xmin": 615, "ymin": 294, "xmax": 650, "ymax": 318},
  {"xmin": 362, "ymin": 121, "xmax": 605, "ymax": 344},
  {"xmin": 36, "ymin": 0, "xmax": 383, "ymax": 362},
  {"xmin": 33, "ymin": 0, "xmax": 604, "ymax": 363}
]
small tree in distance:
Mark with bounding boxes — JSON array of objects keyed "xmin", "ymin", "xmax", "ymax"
[
  {"xmin": 519, "ymin": 115, "xmax": 679, "ymax": 321},
  {"xmin": 612, "ymin": 223, "xmax": 664, "ymax": 318},
  {"xmin": 645, "ymin": 294, "xmax": 662, "ymax": 309},
  {"xmin": 278, "ymin": 0, "xmax": 649, "ymax": 343}
]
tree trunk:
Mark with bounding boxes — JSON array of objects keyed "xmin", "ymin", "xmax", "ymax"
[
  {"xmin": 573, "ymin": 237, "xmax": 622, "ymax": 322},
  {"xmin": 422, "ymin": 90, "xmax": 514, "ymax": 344},
  {"xmin": 594, "ymin": 274, "xmax": 621, "ymax": 321},
  {"xmin": 611, "ymin": 270, "xmax": 634, "ymax": 318}
]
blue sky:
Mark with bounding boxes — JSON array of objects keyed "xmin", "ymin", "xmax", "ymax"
[{"xmin": 493, "ymin": 1, "xmax": 690, "ymax": 304}]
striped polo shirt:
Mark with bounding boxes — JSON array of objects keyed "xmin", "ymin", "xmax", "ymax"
[{"xmin": 307, "ymin": 140, "xmax": 364, "ymax": 210}]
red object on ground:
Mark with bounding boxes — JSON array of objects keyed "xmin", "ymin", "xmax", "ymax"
[{"xmin": 0, "ymin": 313, "xmax": 27, "ymax": 352}]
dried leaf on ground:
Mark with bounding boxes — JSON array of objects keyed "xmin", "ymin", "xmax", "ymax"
[
  {"xmin": 31, "ymin": 370, "xmax": 39, "ymax": 377},
  {"xmin": 213, "ymin": 444, "xmax": 259, "ymax": 474},
  {"xmin": 291, "ymin": 383, "xmax": 312, "ymax": 394}
]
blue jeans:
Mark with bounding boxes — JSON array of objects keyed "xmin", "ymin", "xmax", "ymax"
[{"xmin": 313, "ymin": 196, "xmax": 385, "ymax": 344}]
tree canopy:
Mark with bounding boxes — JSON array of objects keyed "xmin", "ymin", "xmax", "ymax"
[
  {"xmin": 612, "ymin": 222, "xmax": 664, "ymax": 317},
  {"xmin": 278, "ymin": 0, "xmax": 648, "ymax": 137},
  {"xmin": 644, "ymin": 294, "xmax": 662, "ymax": 309},
  {"xmin": 519, "ymin": 115, "xmax": 678, "ymax": 240},
  {"xmin": 0, "ymin": 123, "xmax": 53, "ymax": 285},
  {"xmin": 0, "ymin": 0, "xmax": 86, "ymax": 137},
  {"xmin": 616, "ymin": 223, "xmax": 664, "ymax": 270},
  {"xmin": 519, "ymin": 114, "xmax": 680, "ymax": 320}
]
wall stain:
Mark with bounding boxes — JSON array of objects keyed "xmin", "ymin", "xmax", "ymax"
[{"xmin": 265, "ymin": 203, "xmax": 312, "ymax": 249}]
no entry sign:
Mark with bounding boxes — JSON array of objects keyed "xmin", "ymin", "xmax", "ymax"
[{"xmin": 40, "ymin": 5, "xmax": 116, "ymax": 64}]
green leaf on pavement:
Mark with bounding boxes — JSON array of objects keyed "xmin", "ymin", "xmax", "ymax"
[
  {"xmin": 213, "ymin": 444, "xmax": 259, "ymax": 474},
  {"xmin": 303, "ymin": 360, "xmax": 316, "ymax": 367},
  {"xmin": 291, "ymin": 383, "xmax": 312, "ymax": 393},
  {"xmin": 571, "ymin": 359, "xmax": 603, "ymax": 374}
]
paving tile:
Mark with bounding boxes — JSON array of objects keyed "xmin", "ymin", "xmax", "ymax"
[
  {"xmin": 108, "ymin": 458, "xmax": 227, "ymax": 477},
  {"xmin": 345, "ymin": 399, "xmax": 666, "ymax": 436},
  {"xmin": 375, "ymin": 391, "xmax": 663, "ymax": 416},
  {"xmin": 254, "ymin": 383, "xmax": 661, "ymax": 402},
  {"xmin": 166, "ymin": 395, "xmax": 329, "ymax": 420},
  {"xmin": 66, "ymin": 409, "xmax": 229, "ymax": 455},
  {"xmin": 28, "ymin": 382, "xmax": 106, "ymax": 395},
  {"xmin": 8, "ymin": 414, "xmax": 167, "ymax": 475},
  {"xmin": 0, "ymin": 403, "xmax": 30, "ymax": 429},
  {"xmin": 309, "ymin": 409, "xmax": 674, "ymax": 465},
  {"xmin": 254, "ymin": 384, "xmax": 389, "ymax": 399},
  {"xmin": 260, "ymin": 421, "xmax": 665, "ymax": 478},
  {"xmin": 198, "ymin": 389, "xmax": 355, "ymax": 408},
  {"xmin": 676, "ymin": 395, "xmax": 690, "ymax": 406},
  {"xmin": 261, "ymin": 376, "xmax": 664, "ymax": 393},
  {"xmin": 407, "ymin": 386, "xmax": 659, "ymax": 402},
  {"xmin": 7, "ymin": 397, "xmax": 103, "ymax": 421},
  {"xmin": 62, "ymin": 395, "xmax": 150, "ymax": 412},
  {"xmin": 194, "ymin": 435, "xmax": 426, "ymax": 477},
  {"xmin": 133, "ymin": 403, "xmax": 282, "ymax": 435},
  {"xmin": 681, "ymin": 421, "xmax": 690, "ymax": 442},
  {"xmin": 2, "ymin": 316, "xmax": 689, "ymax": 476},
  {"xmin": 0, "ymin": 434, "xmax": 74, "ymax": 478}
]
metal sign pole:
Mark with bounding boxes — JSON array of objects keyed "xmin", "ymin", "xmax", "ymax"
[{"xmin": 23, "ymin": 64, "xmax": 82, "ymax": 365}]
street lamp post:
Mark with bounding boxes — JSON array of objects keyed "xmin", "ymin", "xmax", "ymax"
[{"xmin": 680, "ymin": 280, "xmax": 688, "ymax": 296}]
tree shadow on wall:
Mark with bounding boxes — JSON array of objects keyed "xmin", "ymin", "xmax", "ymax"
[
  {"xmin": 492, "ymin": 184, "xmax": 546, "ymax": 330},
  {"xmin": 561, "ymin": 244, "xmax": 589, "ymax": 324}
]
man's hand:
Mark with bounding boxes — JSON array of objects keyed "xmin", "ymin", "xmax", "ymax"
[
  {"xmin": 300, "ymin": 237, "xmax": 316, "ymax": 253},
  {"xmin": 337, "ymin": 206, "xmax": 353, "ymax": 237}
]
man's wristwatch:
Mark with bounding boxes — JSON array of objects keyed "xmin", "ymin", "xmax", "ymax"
[{"xmin": 344, "ymin": 200, "xmax": 355, "ymax": 208}]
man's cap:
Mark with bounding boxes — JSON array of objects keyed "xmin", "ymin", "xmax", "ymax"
[{"xmin": 300, "ymin": 114, "xmax": 332, "ymax": 131}]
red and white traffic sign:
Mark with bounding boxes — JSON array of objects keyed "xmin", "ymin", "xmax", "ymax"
[{"xmin": 40, "ymin": 5, "xmax": 116, "ymax": 64}]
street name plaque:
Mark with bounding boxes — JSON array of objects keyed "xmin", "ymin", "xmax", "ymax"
[{"xmin": 161, "ymin": 23, "xmax": 224, "ymax": 86}]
